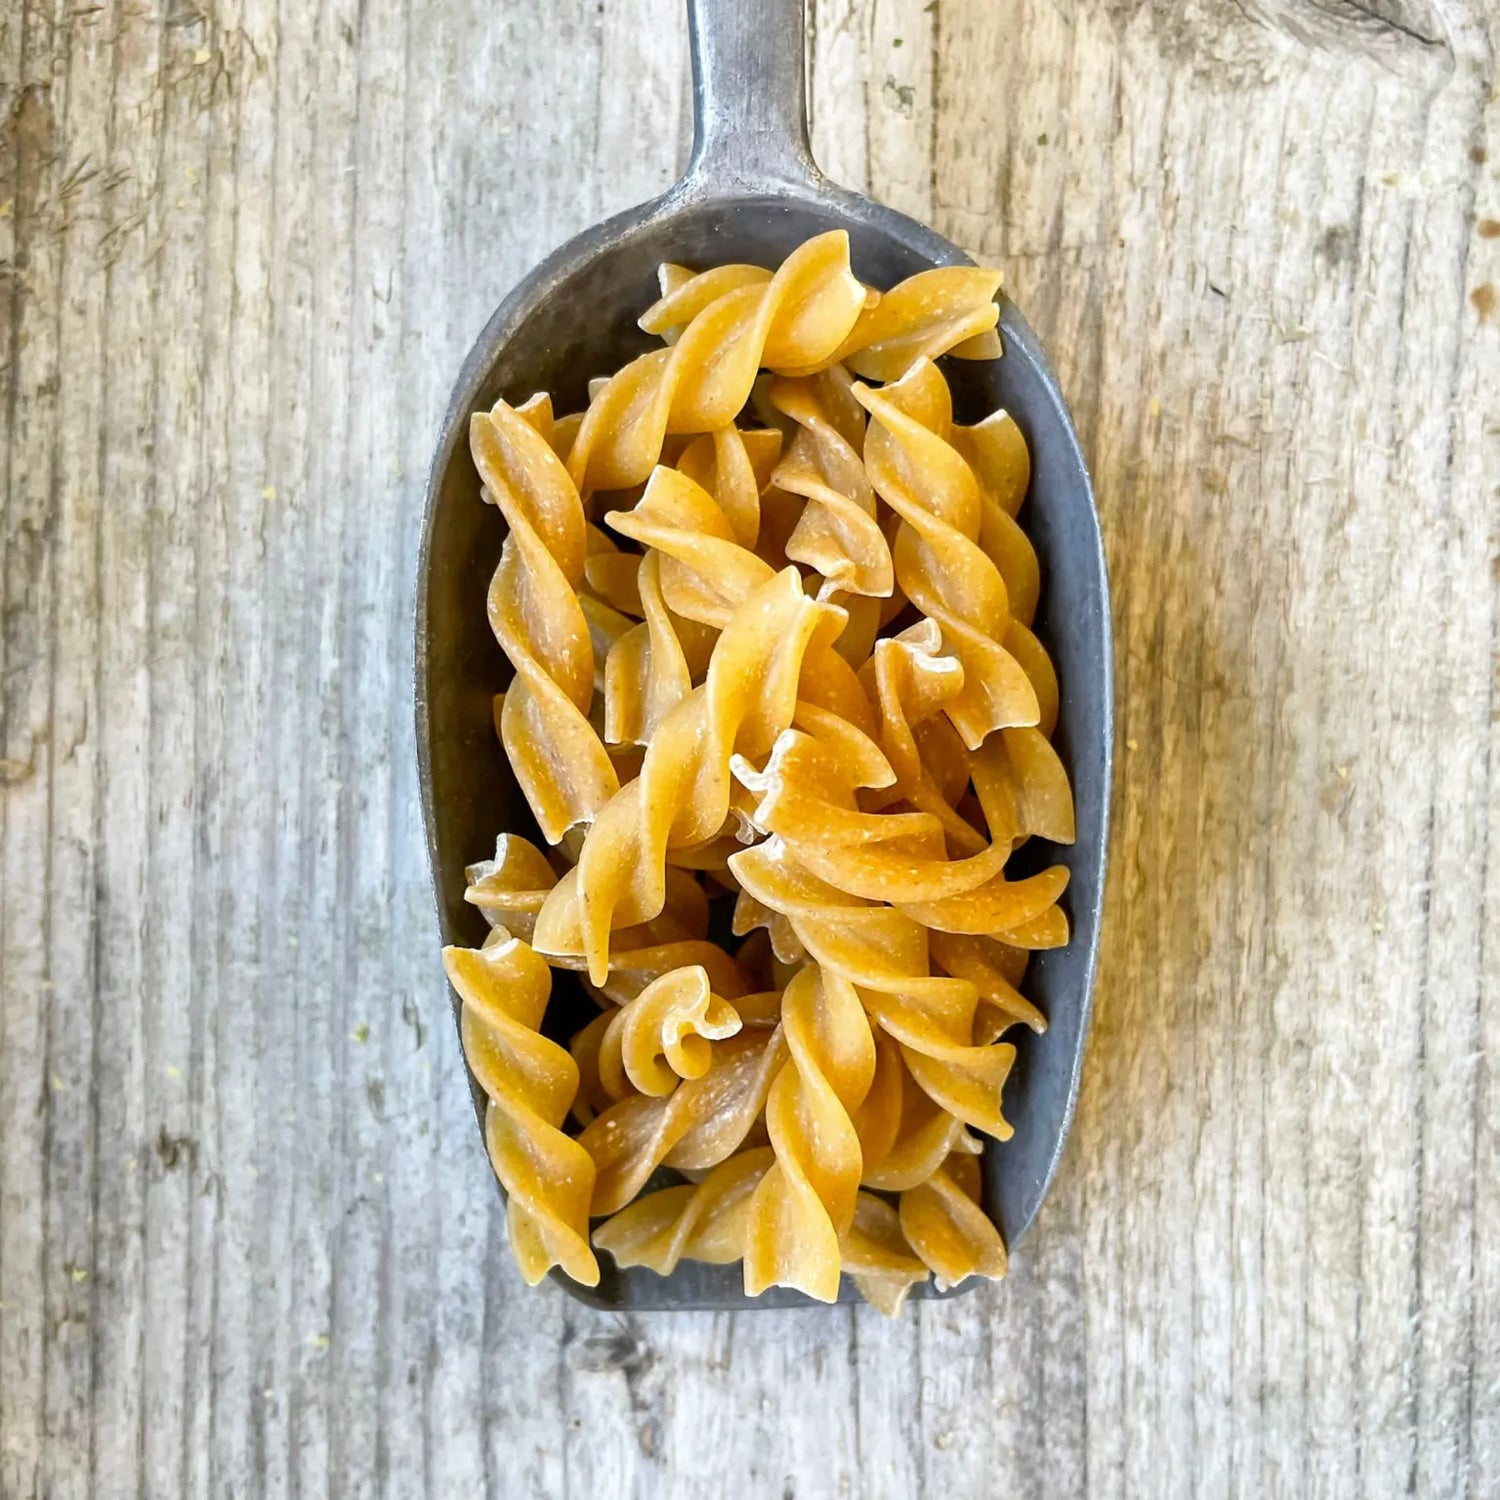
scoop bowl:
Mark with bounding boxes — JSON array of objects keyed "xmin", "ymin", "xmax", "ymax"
[{"xmin": 416, "ymin": 0, "xmax": 1112, "ymax": 1309}]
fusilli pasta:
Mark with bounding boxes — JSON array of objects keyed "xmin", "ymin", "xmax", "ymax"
[{"xmin": 444, "ymin": 232, "xmax": 1073, "ymax": 1310}]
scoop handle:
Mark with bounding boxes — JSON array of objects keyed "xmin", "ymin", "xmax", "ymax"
[{"xmin": 683, "ymin": 0, "xmax": 820, "ymax": 192}]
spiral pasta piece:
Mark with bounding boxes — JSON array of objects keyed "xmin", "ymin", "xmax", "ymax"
[
  {"xmin": 930, "ymin": 931, "xmax": 1045, "ymax": 1037},
  {"xmin": 743, "ymin": 964, "xmax": 876, "ymax": 1301},
  {"xmin": 474, "ymin": 402, "xmax": 620, "ymax": 845},
  {"xmin": 607, "ymin": 468, "xmax": 879, "ymax": 741},
  {"xmin": 674, "ymin": 424, "xmax": 782, "ymax": 550},
  {"xmin": 533, "ymin": 567, "xmax": 844, "ymax": 984},
  {"xmin": 843, "ymin": 1192, "xmax": 932, "ymax": 1317},
  {"xmin": 763, "ymin": 697, "xmax": 1073, "ymax": 941},
  {"xmin": 592, "ymin": 1147, "xmax": 774, "ymax": 1275},
  {"xmin": 586, "ymin": 510, "xmax": 719, "ymax": 685},
  {"xmin": 860, "ymin": 1044, "xmax": 985, "ymax": 1190},
  {"xmin": 514, "ymin": 390, "xmax": 583, "ymax": 463},
  {"xmin": 900, "ymin": 1162, "xmax": 1008, "ymax": 1290},
  {"xmin": 608, "ymin": 465, "xmax": 772, "ymax": 630},
  {"xmin": 578, "ymin": 1026, "xmax": 787, "ymax": 1214},
  {"xmin": 735, "ymin": 726, "xmax": 1025, "ymax": 906},
  {"xmin": 566, "ymin": 233, "xmax": 869, "ymax": 493},
  {"xmin": 604, "ymin": 552, "xmax": 692, "ymax": 746},
  {"xmin": 858, "ymin": 621, "xmax": 989, "ymax": 856},
  {"xmin": 466, "ymin": 837, "xmax": 713, "ymax": 962},
  {"xmin": 829, "ymin": 266, "xmax": 1003, "ymax": 380},
  {"xmin": 766, "ymin": 265, "xmax": 1001, "ymax": 381},
  {"xmin": 443, "ymin": 934, "xmax": 599, "ymax": 1287},
  {"xmin": 860, "ymin": 983, "xmax": 1018, "ymax": 1142},
  {"xmin": 950, "ymin": 404, "xmax": 1029, "ymax": 520},
  {"xmin": 728, "ymin": 838, "xmax": 1020, "ymax": 1142},
  {"xmin": 896, "ymin": 859, "xmax": 1069, "ymax": 938},
  {"xmin": 855, "ymin": 360, "xmax": 1040, "ymax": 747},
  {"xmin": 930, "ymin": 392, "xmax": 1059, "ymax": 738},
  {"xmin": 994, "ymin": 903, "xmax": 1070, "ymax": 950},
  {"xmin": 970, "ymin": 727, "xmax": 1076, "ymax": 848},
  {"xmin": 640, "ymin": 262, "xmax": 774, "ymax": 340},
  {"xmin": 463, "ymin": 833, "xmax": 558, "ymax": 941},
  {"xmin": 597, "ymin": 965, "xmax": 742, "ymax": 1099},
  {"xmin": 939, "ymin": 410, "xmax": 1040, "ymax": 634},
  {"xmin": 663, "ymin": 1024, "xmax": 786, "ymax": 1171},
  {"xmin": 769, "ymin": 368, "xmax": 892, "ymax": 601}
]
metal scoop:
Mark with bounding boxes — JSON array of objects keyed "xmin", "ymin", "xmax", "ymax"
[{"xmin": 417, "ymin": 0, "xmax": 1112, "ymax": 1309}]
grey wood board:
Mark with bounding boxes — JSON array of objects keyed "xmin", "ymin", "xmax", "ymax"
[{"xmin": 1, "ymin": 0, "xmax": 1497, "ymax": 1495}]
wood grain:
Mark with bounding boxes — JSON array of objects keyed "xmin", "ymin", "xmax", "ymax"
[{"xmin": 1, "ymin": 0, "xmax": 1496, "ymax": 1495}]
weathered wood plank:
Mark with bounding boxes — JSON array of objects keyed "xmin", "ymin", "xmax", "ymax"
[
  {"xmin": 0, "ymin": 3, "xmax": 63, "ymax": 1496},
  {"xmin": 1, "ymin": 0, "xmax": 1497, "ymax": 1496}
]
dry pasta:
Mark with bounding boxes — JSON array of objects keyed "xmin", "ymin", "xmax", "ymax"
[
  {"xmin": 446, "ymin": 232, "xmax": 1073, "ymax": 1312},
  {"xmin": 443, "ymin": 933, "xmax": 598, "ymax": 1287},
  {"xmin": 855, "ymin": 361, "xmax": 1040, "ymax": 747},
  {"xmin": 769, "ymin": 368, "xmax": 892, "ymax": 602},
  {"xmin": 592, "ymin": 1148, "xmax": 774, "ymax": 1276},
  {"xmin": 596, "ymin": 965, "xmax": 742, "ymax": 1099},
  {"xmin": 473, "ymin": 402, "xmax": 619, "ymax": 843},
  {"xmin": 742, "ymin": 963, "xmax": 876, "ymax": 1301},
  {"xmin": 899, "ymin": 1161, "xmax": 1009, "ymax": 1290}
]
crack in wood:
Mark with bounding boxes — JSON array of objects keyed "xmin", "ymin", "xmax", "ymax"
[{"xmin": 1237, "ymin": 0, "xmax": 1454, "ymax": 76}]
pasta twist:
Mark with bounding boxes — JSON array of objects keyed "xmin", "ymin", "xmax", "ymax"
[
  {"xmin": 608, "ymin": 465, "xmax": 773, "ymax": 630},
  {"xmin": 597, "ymin": 965, "xmax": 742, "ymax": 1099},
  {"xmin": 930, "ymin": 931, "xmax": 1046, "ymax": 1037},
  {"xmin": 854, "ymin": 360, "xmax": 1039, "ymax": 748},
  {"xmin": 578, "ymin": 1026, "xmax": 787, "ymax": 1215},
  {"xmin": 843, "ymin": 1192, "xmax": 932, "ymax": 1317},
  {"xmin": 859, "ymin": 621, "xmax": 990, "ymax": 856},
  {"xmin": 472, "ymin": 401, "xmax": 619, "ymax": 843},
  {"xmin": 948, "ymin": 400, "xmax": 1062, "ymax": 742},
  {"xmin": 728, "ymin": 837, "xmax": 1021, "ymax": 1142},
  {"xmin": 735, "ymin": 724, "xmax": 1038, "ymax": 907},
  {"xmin": 990, "ymin": 904, "xmax": 1070, "ymax": 951},
  {"xmin": 673, "ymin": 424, "xmax": 783, "ymax": 551},
  {"xmin": 743, "ymin": 964, "xmax": 877, "ymax": 1301},
  {"xmin": 855, "ymin": 1033, "xmax": 985, "ymax": 1190},
  {"xmin": 592, "ymin": 1147, "xmax": 774, "ymax": 1276},
  {"xmin": 827, "ymin": 266, "xmax": 1004, "ymax": 381},
  {"xmin": 607, "ymin": 466, "xmax": 879, "ymax": 737},
  {"xmin": 566, "ymin": 233, "xmax": 869, "ymax": 493},
  {"xmin": 738, "ymin": 700, "xmax": 1072, "ymax": 942},
  {"xmin": 647, "ymin": 259, "xmax": 1002, "ymax": 385},
  {"xmin": 950, "ymin": 403, "xmax": 1029, "ymax": 519},
  {"xmin": 533, "ymin": 566, "xmax": 845, "ymax": 985},
  {"xmin": 466, "ymin": 835, "xmax": 716, "ymax": 962},
  {"xmin": 769, "ymin": 367, "xmax": 892, "ymax": 602},
  {"xmin": 443, "ymin": 933, "xmax": 599, "ymax": 1287},
  {"xmin": 969, "ymin": 726, "xmax": 1077, "ymax": 849},
  {"xmin": 603, "ymin": 552, "xmax": 692, "ymax": 747},
  {"xmin": 899, "ymin": 1160, "xmax": 1008, "ymax": 1290},
  {"xmin": 464, "ymin": 833, "xmax": 558, "ymax": 941}
]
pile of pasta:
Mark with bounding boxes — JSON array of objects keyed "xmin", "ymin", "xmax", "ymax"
[{"xmin": 443, "ymin": 231, "xmax": 1073, "ymax": 1315}]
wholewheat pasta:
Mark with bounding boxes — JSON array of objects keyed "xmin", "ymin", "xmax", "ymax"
[{"xmin": 447, "ymin": 233, "xmax": 1072, "ymax": 1310}]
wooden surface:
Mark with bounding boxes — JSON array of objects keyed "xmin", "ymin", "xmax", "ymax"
[{"xmin": 2, "ymin": 0, "xmax": 1497, "ymax": 1494}]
